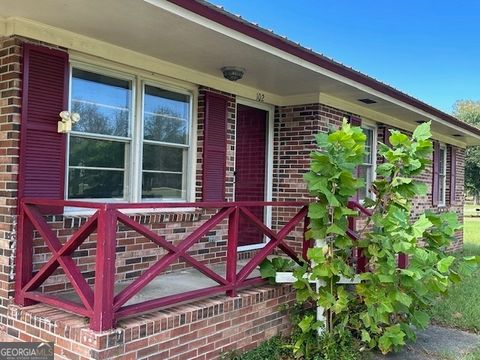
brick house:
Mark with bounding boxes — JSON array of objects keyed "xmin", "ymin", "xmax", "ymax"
[{"xmin": 0, "ymin": 0, "xmax": 479, "ymax": 359}]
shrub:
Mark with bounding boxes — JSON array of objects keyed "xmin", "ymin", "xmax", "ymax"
[{"xmin": 262, "ymin": 120, "xmax": 479, "ymax": 356}]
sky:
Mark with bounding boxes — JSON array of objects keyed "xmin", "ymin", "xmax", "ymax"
[{"xmin": 213, "ymin": 0, "xmax": 480, "ymax": 114}]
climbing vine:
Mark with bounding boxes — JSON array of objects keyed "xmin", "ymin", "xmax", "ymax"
[{"xmin": 262, "ymin": 120, "xmax": 479, "ymax": 357}]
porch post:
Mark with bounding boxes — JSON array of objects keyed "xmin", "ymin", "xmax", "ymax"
[
  {"xmin": 91, "ymin": 206, "xmax": 117, "ymax": 331},
  {"xmin": 14, "ymin": 203, "xmax": 36, "ymax": 306},
  {"xmin": 315, "ymin": 238, "xmax": 326, "ymax": 336},
  {"xmin": 226, "ymin": 206, "xmax": 240, "ymax": 297}
]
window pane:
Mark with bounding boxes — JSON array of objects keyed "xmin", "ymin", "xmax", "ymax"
[
  {"xmin": 439, "ymin": 175, "xmax": 446, "ymax": 203},
  {"xmin": 144, "ymin": 115, "xmax": 188, "ymax": 144},
  {"xmin": 69, "ymin": 137, "xmax": 125, "ymax": 169},
  {"xmin": 142, "ymin": 173, "xmax": 184, "ymax": 199},
  {"xmin": 71, "ymin": 69, "xmax": 131, "ymax": 137},
  {"xmin": 439, "ymin": 148, "xmax": 446, "ymax": 175},
  {"xmin": 363, "ymin": 128, "xmax": 373, "ymax": 164},
  {"xmin": 357, "ymin": 165, "xmax": 368, "ymax": 201},
  {"xmin": 143, "ymin": 85, "xmax": 189, "ymax": 144},
  {"xmin": 69, "ymin": 169, "xmax": 124, "ymax": 199},
  {"xmin": 143, "ymin": 144, "xmax": 184, "ymax": 172}
]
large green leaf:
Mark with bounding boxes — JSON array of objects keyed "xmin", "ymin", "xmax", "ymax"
[
  {"xmin": 298, "ymin": 315, "xmax": 315, "ymax": 333},
  {"xmin": 389, "ymin": 132, "xmax": 409, "ymax": 146},
  {"xmin": 327, "ymin": 223, "xmax": 346, "ymax": 236},
  {"xmin": 412, "ymin": 121, "xmax": 432, "ymax": 141},
  {"xmin": 436, "ymin": 256, "xmax": 455, "ymax": 273},
  {"xmin": 376, "ymin": 163, "xmax": 395, "ymax": 177},
  {"xmin": 412, "ymin": 310, "xmax": 429, "ymax": 329},
  {"xmin": 395, "ymin": 292, "xmax": 412, "ymax": 307},
  {"xmin": 259, "ymin": 260, "xmax": 276, "ymax": 280},
  {"xmin": 411, "ymin": 214, "xmax": 433, "ymax": 238},
  {"xmin": 308, "ymin": 203, "xmax": 327, "ymax": 219},
  {"xmin": 391, "ymin": 177, "xmax": 412, "ymax": 187}
]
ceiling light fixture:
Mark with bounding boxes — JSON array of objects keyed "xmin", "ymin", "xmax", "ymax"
[{"xmin": 221, "ymin": 66, "xmax": 245, "ymax": 81}]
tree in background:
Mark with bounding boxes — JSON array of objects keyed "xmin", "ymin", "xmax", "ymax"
[{"xmin": 453, "ymin": 100, "xmax": 480, "ymax": 204}]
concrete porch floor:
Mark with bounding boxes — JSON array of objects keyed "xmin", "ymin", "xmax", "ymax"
[{"xmin": 57, "ymin": 260, "xmax": 260, "ymax": 307}]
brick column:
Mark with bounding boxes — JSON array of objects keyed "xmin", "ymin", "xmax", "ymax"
[{"xmin": 0, "ymin": 36, "xmax": 22, "ymax": 329}]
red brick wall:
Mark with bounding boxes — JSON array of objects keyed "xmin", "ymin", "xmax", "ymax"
[{"xmin": 271, "ymin": 103, "xmax": 355, "ymax": 253}]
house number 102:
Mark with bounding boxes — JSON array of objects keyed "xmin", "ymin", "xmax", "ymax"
[{"xmin": 256, "ymin": 92, "xmax": 265, "ymax": 102}]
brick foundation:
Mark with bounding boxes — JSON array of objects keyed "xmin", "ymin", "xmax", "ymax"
[{"xmin": 4, "ymin": 285, "xmax": 294, "ymax": 360}]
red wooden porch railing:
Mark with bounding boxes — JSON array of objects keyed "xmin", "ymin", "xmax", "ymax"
[
  {"xmin": 15, "ymin": 199, "xmax": 407, "ymax": 332},
  {"xmin": 15, "ymin": 199, "xmax": 309, "ymax": 331}
]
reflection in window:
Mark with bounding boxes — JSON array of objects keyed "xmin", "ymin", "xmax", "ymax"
[
  {"xmin": 438, "ymin": 145, "xmax": 447, "ymax": 205},
  {"xmin": 68, "ymin": 68, "xmax": 191, "ymax": 201},
  {"xmin": 357, "ymin": 127, "xmax": 375, "ymax": 201},
  {"xmin": 71, "ymin": 69, "xmax": 131, "ymax": 137},
  {"xmin": 142, "ymin": 85, "xmax": 190, "ymax": 200},
  {"xmin": 68, "ymin": 69, "xmax": 132, "ymax": 199}
]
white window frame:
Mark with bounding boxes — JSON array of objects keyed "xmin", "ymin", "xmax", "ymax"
[
  {"xmin": 358, "ymin": 121, "xmax": 377, "ymax": 202},
  {"xmin": 438, "ymin": 144, "xmax": 447, "ymax": 207},
  {"xmin": 65, "ymin": 61, "xmax": 196, "ymax": 205}
]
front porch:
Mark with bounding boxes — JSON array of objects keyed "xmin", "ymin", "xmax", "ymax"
[{"xmin": 14, "ymin": 199, "xmax": 310, "ymax": 333}]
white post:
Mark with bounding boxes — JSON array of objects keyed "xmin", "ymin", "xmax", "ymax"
[{"xmin": 314, "ymin": 238, "xmax": 327, "ymax": 336}]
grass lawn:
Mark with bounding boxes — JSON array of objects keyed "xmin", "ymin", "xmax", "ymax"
[{"xmin": 430, "ymin": 217, "xmax": 480, "ymax": 333}]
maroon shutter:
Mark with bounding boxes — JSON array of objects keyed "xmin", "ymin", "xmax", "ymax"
[
  {"xmin": 432, "ymin": 141, "xmax": 440, "ymax": 206},
  {"xmin": 449, "ymin": 146, "xmax": 457, "ymax": 205},
  {"xmin": 202, "ymin": 92, "xmax": 227, "ymax": 202},
  {"xmin": 349, "ymin": 115, "xmax": 362, "ymax": 127},
  {"xmin": 18, "ymin": 44, "xmax": 69, "ymax": 211}
]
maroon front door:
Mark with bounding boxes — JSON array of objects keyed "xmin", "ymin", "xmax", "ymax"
[{"xmin": 235, "ymin": 104, "xmax": 267, "ymax": 247}]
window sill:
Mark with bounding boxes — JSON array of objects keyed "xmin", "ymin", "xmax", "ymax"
[{"xmin": 63, "ymin": 206, "xmax": 200, "ymax": 217}]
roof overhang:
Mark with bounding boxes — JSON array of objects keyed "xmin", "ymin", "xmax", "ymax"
[{"xmin": 0, "ymin": 0, "xmax": 479, "ymax": 146}]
